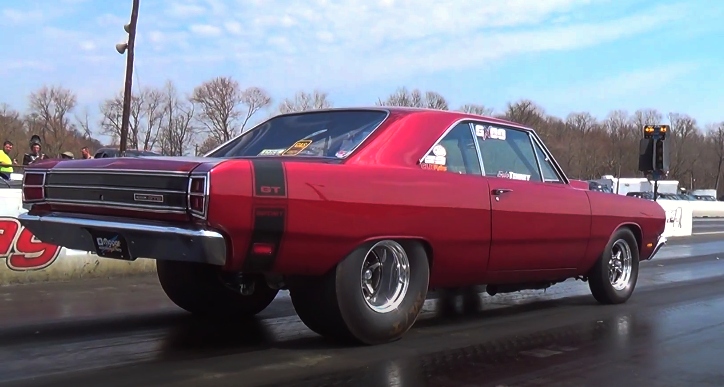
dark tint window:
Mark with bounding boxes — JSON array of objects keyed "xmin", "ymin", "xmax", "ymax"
[
  {"xmin": 208, "ymin": 110, "xmax": 388, "ymax": 158},
  {"xmin": 421, "ymin": 122, "xmax": 481, "ymax": 175},
  {"xmin": 474, "ymin": 123, "xmax": 542, "ymax": 182}
]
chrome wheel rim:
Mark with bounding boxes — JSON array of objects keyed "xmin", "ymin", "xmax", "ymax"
[
  {"xmin": 360, "ymin": 240, "xmax": 411, "ymax": 314},
  {"xmin": 608, "ymin": 239, "xmax": 632, "ymax": 291}
]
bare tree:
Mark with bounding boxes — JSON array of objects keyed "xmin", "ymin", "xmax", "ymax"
[
  {"xmin": 99, "ymin": 87, "xmax": 164, "ymax": 151},
  {"xmin": 158, "ymin": 81, "xmax": 196, "ymax": 156},
  {"xmin": 27, "ymin": 85, "xmax": 78, "ymax": 156},
  {"xmin": 459, "ymin": 104, "xmax": 493, "ymax": 116},
  {"xmin": 503, "ymin": 99, "xmax": 545, "ymax": 128},
  {"xmin": 376, "ymin": 87, "xmax": 448, "ymax": 110},
  {"xmin": 190, "ymin": 76, "xmax": 244, "ymax": 144},
  {"xmin": 706, "ymin": 123, "xmax": 724, "ymax": 190},
  {"xmin": 278, "ymin": 90, "xmax": 333, "ymax": 113},
  {"xmin": 239, "ymin": 87, "xmax": 272, "ymax": 133}
]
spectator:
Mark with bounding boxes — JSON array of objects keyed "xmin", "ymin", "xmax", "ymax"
[
  {"xmin": 60, "ymin": 151, "xmax": 75, "ymax": 160},
  {"xmin": 22, "ymin": 135, "xmax": 48, "ymax": 165},
  {"xmin": 0, "ymin": 140, "xmax": 13, "ymax": 180},
  {"xmin": 80, "ymin": 146, "xmax": 93, "ymax": 159}
]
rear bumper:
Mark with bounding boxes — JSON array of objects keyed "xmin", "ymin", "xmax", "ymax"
[
  {"xmin": 17, "ymin": 213, "xmax": 227, "ymax": 265},
  {"xmin": 645, "ymin": 235, "xmax": 667, "ymax": 260}
]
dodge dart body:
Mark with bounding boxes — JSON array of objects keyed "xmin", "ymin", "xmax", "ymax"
[{"xmin": 18, "ymin": 107, "xmax": 667, "ymax": 345}]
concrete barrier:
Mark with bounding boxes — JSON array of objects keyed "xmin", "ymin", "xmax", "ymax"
[
  {"xmin": 656, "ymin": 199, "xmax": 693, "ymax": 238},
  {"xmin": 0, "ymin": 188, "xmax": 156, "ymax": 285},
  {"xmin": 687, "ymin": 200, "xmax": 724, "ymax": 218}
]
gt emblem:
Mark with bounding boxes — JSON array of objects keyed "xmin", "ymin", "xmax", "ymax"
[{"xmin": 133, "ymin": 193, "xmax": 164, "ymax": 203}]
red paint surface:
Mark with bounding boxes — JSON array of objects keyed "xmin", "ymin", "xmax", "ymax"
[{"xmin": 24, "ymin": 108, "xmax": 666, "ymax": 288}]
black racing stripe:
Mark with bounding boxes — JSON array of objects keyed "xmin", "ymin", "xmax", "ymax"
[
  {"xmin": 251, "ymin": 159, "xmax": 287, "ymax": 197},
  {"xmin": 243, "ymin": 207, "xmax": 286, "ymax": 272}
]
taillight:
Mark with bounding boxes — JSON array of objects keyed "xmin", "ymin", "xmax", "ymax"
[
  {"xmin": 22, "ymin": 171, "xmax": 46, "ymax": 203},
  {"xmin": 188, "ymin": 174, "xmax": 208, "ymax": 219}
]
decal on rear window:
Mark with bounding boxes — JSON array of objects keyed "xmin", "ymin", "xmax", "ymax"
[
  {"xmin": 423, "ymin": 155, "xmax": 446, "ymax": 165},
  {"xmin": 432, "ymin": 145, "xmax": 447, "ymax": 157},
  {"xmin": 475, "ymin": 124, "xmax": 506, "ymax": 141},
  {"xmin": 497, "ymin": 171, "xmax": 531, "ymax": 181},
  {"xmin": 421, "ymin": 163, "xmax": 447, "ymax": 171},
  {"xmin": 258, "ymin": 149, "xmax": 285, "ymax": 156},
  {"xmin": 282, "ymin": 140, "xmax": 312, "ymax": 156}
]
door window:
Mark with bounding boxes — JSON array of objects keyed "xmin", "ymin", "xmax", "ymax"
[
  {"xmin": 531, "ymin": 139, "xmax": 562, "ymax": 183},
  {"xmin": 473, "ymin": 123, "xmax": 542, "ymax": 182},
  {"xmin": 421, "ymin": 122, "xmax": 482, "ymax": 175}
]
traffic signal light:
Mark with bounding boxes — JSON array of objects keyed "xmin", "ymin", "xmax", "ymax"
[
  {"xmin": 652, "ymin": 137, "xmax": 669, "ymax": 171},
  {"xmin": 643, "ymin": 125, "xmax": 669, "ymax": 139}
]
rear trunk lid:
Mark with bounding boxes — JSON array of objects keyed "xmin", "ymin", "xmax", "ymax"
[{"xmin": 26, "ymin": 157, "xmax": 226, "ymax": 222}]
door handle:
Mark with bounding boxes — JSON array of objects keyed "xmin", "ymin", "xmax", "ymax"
[{"xmin": 492, "ymin": 188, "xmax": 513, "ymax": 196}]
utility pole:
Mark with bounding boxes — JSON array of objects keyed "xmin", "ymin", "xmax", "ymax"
[{"xmin": 115, "ymin": 0, "xmax": 140, "ymax": 156}]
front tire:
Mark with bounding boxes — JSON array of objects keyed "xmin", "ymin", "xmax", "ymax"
[
  {"xmin": 156, "ymin": 260, "xmax": 279, "ymax": 317},
  {"xmin": 289, "ymin": 239, "xmax": 430, "ymax": 345},
  {"xmin": 588, "ymin": 228, "xmax": 639, "ymax": 304}
]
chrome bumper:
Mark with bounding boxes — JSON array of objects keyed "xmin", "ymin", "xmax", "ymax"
[
  {"xmin": 645, "ymin": 235, "xmax": 667, "ymax": 260},
  {"xmin": 17, "ymin": 213, "xmax": 227, "ymax": 265}
]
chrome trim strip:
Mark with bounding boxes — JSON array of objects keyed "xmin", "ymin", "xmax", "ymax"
[
  {"xmin": 17, "ymin": 213, "xmax": 227, "ymax": 265},
  {"xmin": 646, "ymin": 235, "xmax": 667, "ymax": 260},
  {"xmin": 529, "ymin": 133, "xmax": 569, "ymax": 184},
  {"xmin": 44, "ymin": 199, "xmax": 188, "ymax": 214},
  {"xmin": 47, "ymin": 169, "xmax": 190, "ymax": 176},
  {"xmin": 204, "ymin": 108, "xmax": 392, "ymax": 159},
  {"xmin": 43, "ymin": 184, "xmax": 187, "ymax": 194},
  {"xmin": 468, "ymin": 122, "xmax": 486, "ymax": 175},
  {"xmin": 528, "ymin": 132, "xmax": 547, "ymax": 183}
]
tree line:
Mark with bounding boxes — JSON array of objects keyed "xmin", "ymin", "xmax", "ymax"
[{"xmin": 1, "ymin": 79, "xmax": 723, "ymax": 193}]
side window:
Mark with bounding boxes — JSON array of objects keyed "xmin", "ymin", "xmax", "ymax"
[
  {"xmin": 532, "ymin": 139, "xmax": 562, "ymax": 183},
  {"xmin": 421, "ymin": 122, "xmax": 482, "ymax": 175},
  {"xmin": 474, "ymin": 123, "xmax": 542, "ymax": 182}
]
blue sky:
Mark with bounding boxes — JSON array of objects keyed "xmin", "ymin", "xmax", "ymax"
[{"xmin": 1, "ymin": 0, "xmax": 723, "ymax": 140}]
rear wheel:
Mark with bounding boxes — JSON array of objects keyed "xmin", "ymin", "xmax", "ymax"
[
  {"xmin": 588, "ymin": 228, "xmax": 639, "ymax": 304},
  {"xmin": 289, "ymin": 239, "xmax": 430, "ymax": 345},
  {"xmin": 156, "ymin": 260, "xmax": 278, "ymax": 317}
]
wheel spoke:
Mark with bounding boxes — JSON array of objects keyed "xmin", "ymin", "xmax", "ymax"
[{"xmin": 359, "ymin": 241, "xmax": 411, "ymax": 314}]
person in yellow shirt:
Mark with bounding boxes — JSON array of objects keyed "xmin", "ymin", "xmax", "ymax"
[{"xmin": 0, "ymin": 140, "xmax": 14, "ymax": 179}]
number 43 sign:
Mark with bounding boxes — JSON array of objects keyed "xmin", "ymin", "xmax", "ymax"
[{"xmin": 0, "ymin": 217, "xmax": 62, "ymax": 271}]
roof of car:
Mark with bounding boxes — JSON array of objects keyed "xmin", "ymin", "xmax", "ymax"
[{"xmin": 273, "ymin": 107, "xmax": 531, "ymax": 131}]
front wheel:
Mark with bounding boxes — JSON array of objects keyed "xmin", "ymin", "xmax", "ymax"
[
  {"xmin": 156, "ymin": 260, "xmax": 279, "ymax": 317},
  {"xmin": 588, "ymin": 228, "xmax": 640, "ymax": 304},
  {"xmin": 289, "ymin": 239, "xmax": 430, "ymax": 345}
]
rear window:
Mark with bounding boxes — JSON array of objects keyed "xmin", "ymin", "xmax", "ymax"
[{"xmin": 207, "ymin": 110, "xmax": 388, "ymax": 158}]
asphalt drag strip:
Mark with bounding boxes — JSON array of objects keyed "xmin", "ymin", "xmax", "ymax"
[{"xmin": 1, "ymin": 235, "xmax": 723, "ymax": 387}]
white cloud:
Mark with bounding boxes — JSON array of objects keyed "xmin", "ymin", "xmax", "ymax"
[
  {"xmin": 167, "ymin": 3, "xmax": 207, "ymax": 18},
  {"xmin": 189, "ymin": 24, "xmax": 222, "ymax": 37},
  {"xmin": 117, "ymin": 0, "xmax": 690, "ymax": 91},
  {"xmin": 1, "ymin": 8, "xmax": 44, "ymax": 24}
]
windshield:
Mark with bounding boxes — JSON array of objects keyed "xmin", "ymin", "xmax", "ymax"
[{"xmin": 207, "ymin": 110, "xmax": 388, "ymax": 159}]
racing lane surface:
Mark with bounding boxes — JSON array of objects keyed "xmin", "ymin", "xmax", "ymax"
[
  {"xmin": 1, "ymin": 234, "xmax": 723, "ymax": 387},
  {"xmin": 692, "ymin": 217, "xmax": 724, "ymax": 235}
]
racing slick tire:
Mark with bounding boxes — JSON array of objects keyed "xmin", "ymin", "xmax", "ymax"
[
  {"xmin": 289, "ymin": 239, "xmax": 430, "ymax": 345},
  {"xmin": 156, "ymin": 260, "xmax": 278, "ymax": 318},
  {"xmin": 587, "ymin": 228, "xmax": 640, "ymax": 305}
]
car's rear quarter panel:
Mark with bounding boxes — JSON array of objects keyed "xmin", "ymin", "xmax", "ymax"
[
  {"xmin": 582, "ymin": 191, "xmax": 666, "ymax": 271},
  {"xmin": 273, "ymin": 163, "xmax": 492, "ymax": 288}
]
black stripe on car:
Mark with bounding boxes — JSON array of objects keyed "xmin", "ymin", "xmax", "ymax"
[
  {"xmin": 243, "ymin": 207, "xmax": 286, "ymax": 272},
  {"xmin": 251, "ymin": 159, "xmax": 287, "ymax": 197}
]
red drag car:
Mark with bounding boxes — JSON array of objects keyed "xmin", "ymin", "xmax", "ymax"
[{"xmin": 18, "ymin": 108, "xmax": 667, "ymax": 345}]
